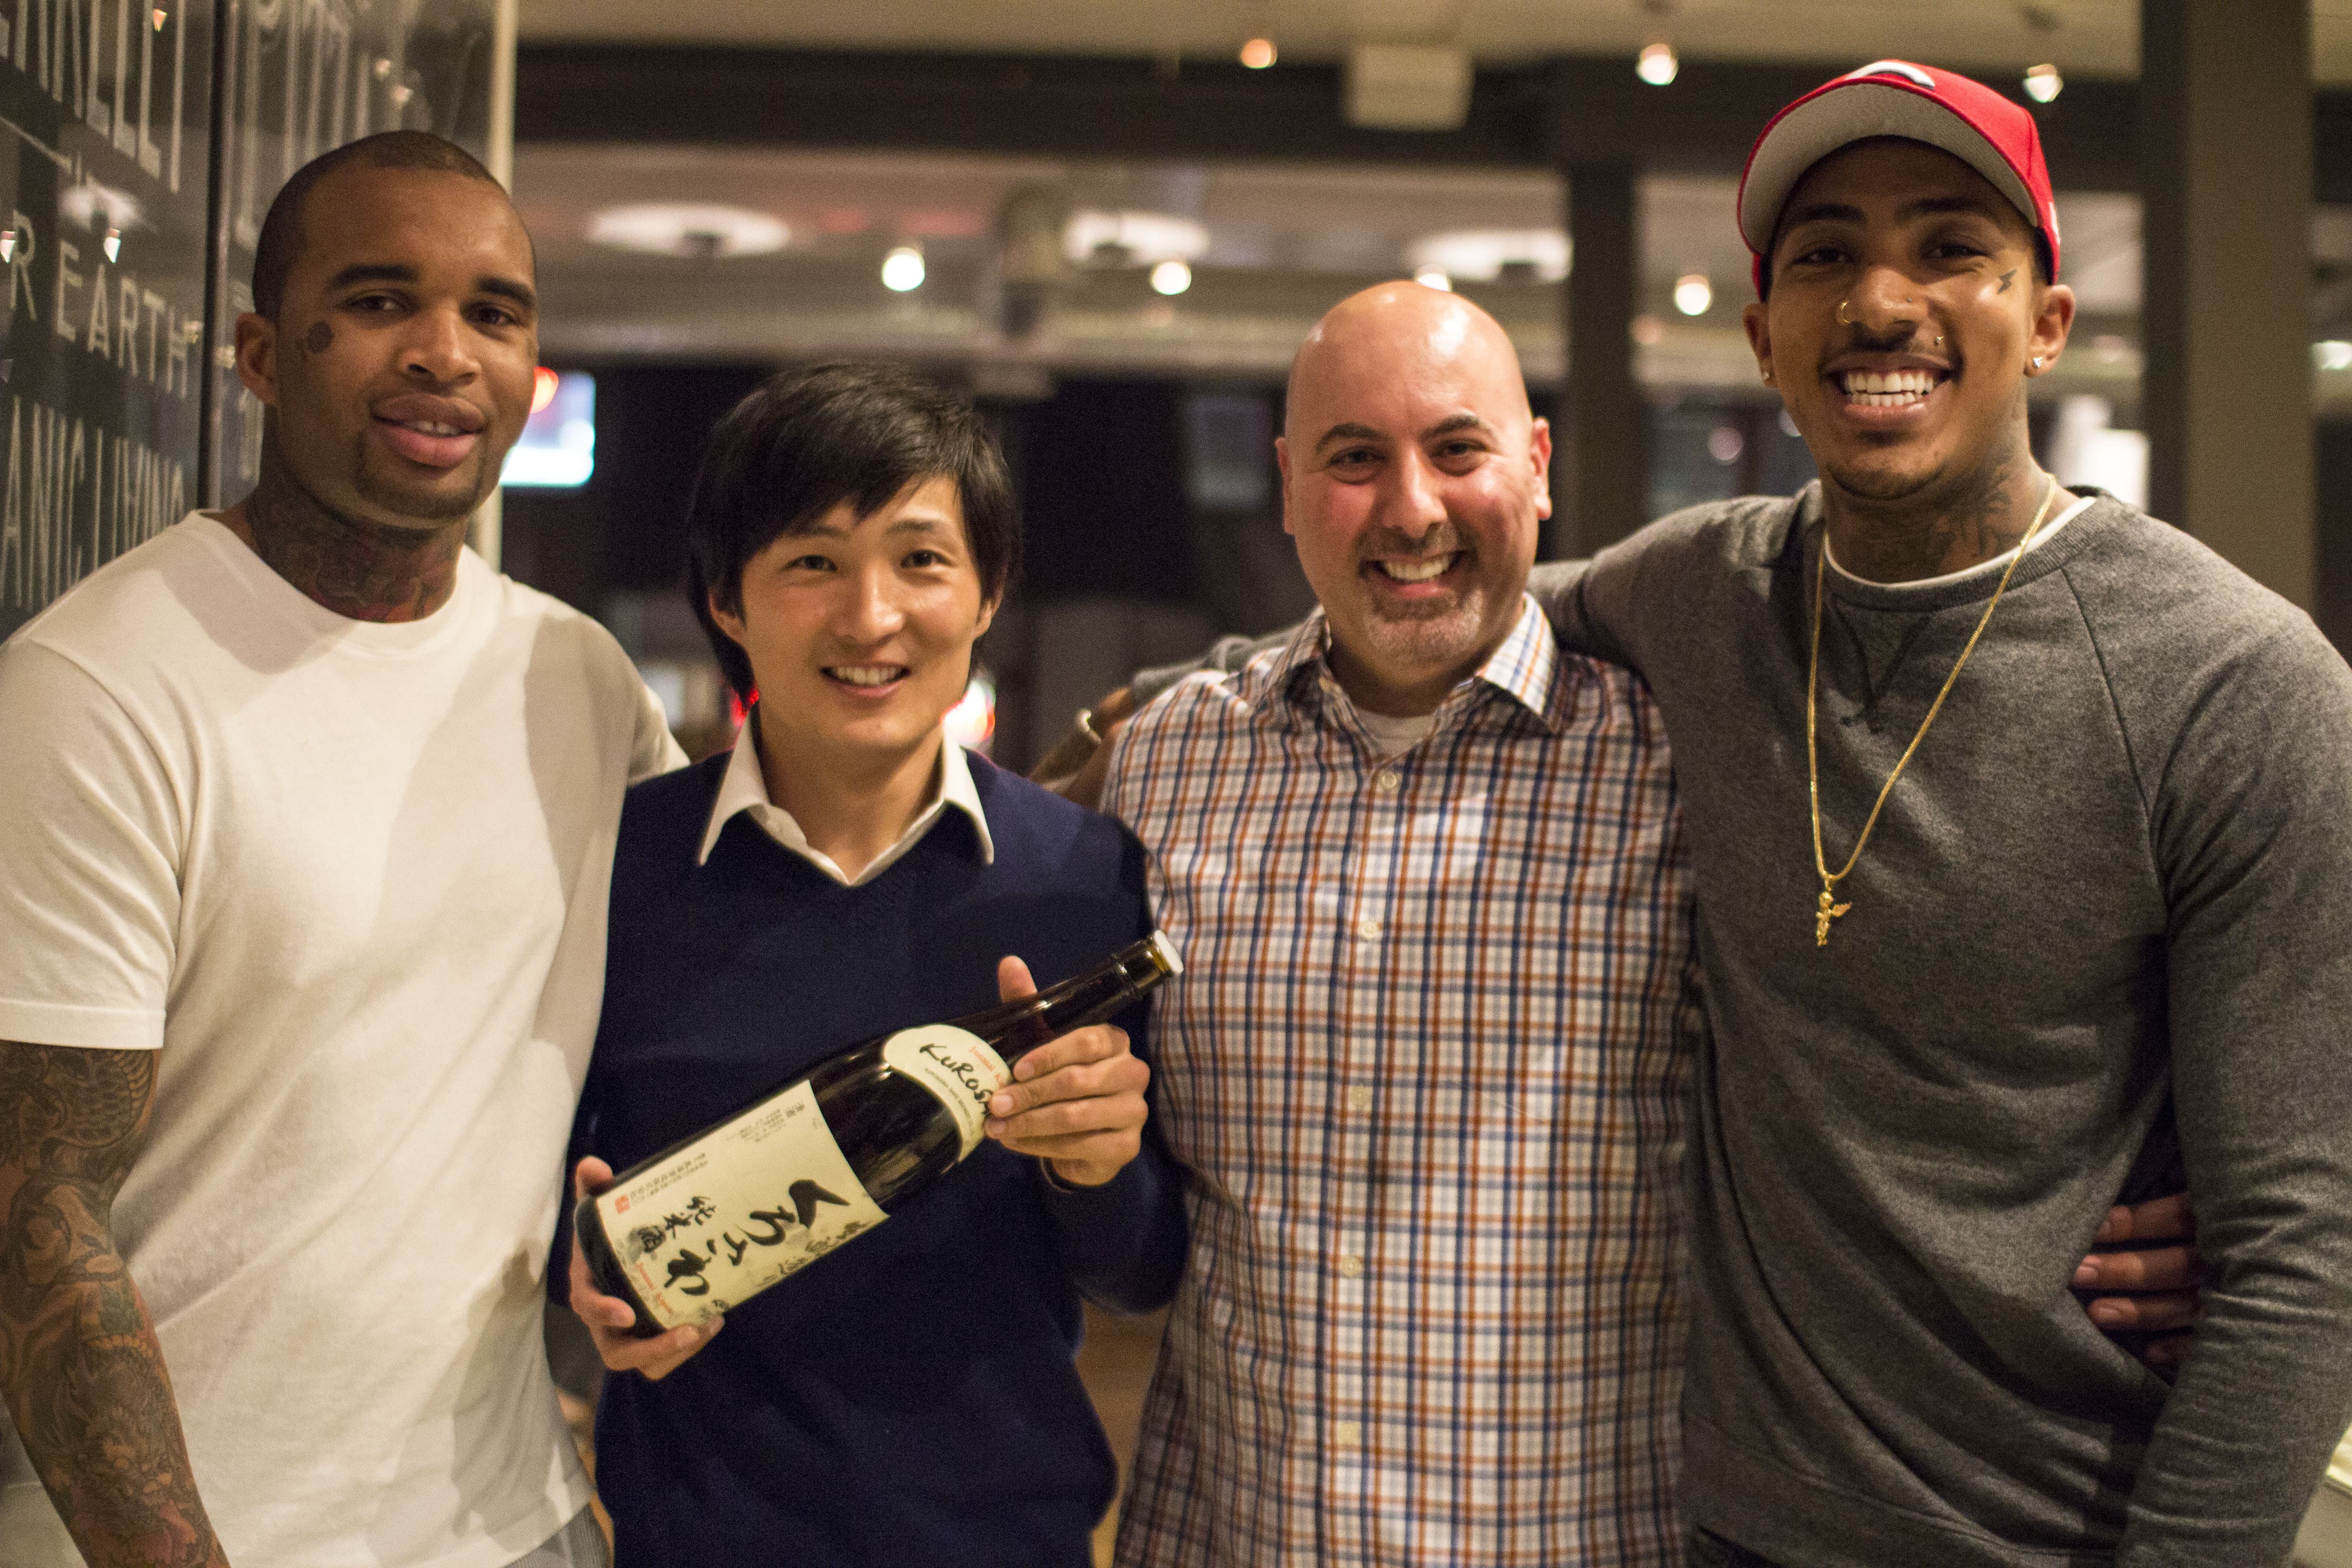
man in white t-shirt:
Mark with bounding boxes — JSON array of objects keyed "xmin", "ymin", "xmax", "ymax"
[{"xmin": 0, "ymin": 132, "xmax": 679, "ymax": 1568}]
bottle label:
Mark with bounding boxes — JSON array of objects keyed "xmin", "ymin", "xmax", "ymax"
[
  {"xmin": 881, "ymin": 1024, "xmax": 1011, "ymax": 1157},
  {"xmin": 591, "ymin": 1080, "xmax": 889, "ymax": 1332}
]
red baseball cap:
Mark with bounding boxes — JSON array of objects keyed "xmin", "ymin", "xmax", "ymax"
[{"xmin": 1737, "ymin": 59, "xmax": 2060, "ymax": 295}]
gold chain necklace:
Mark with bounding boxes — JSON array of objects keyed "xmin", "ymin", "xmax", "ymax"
[{"xmin": 1807, "ymin": 477, "xmax": 2061, "ymax": 947}]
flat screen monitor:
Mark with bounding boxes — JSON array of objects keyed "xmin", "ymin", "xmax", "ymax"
[{"xmin": 502, "ymin": 370, "xmax": 595, "ymax": 488}]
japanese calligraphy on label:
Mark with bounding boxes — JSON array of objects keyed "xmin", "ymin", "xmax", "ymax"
[
  {"xmin": 882, "ymin": 1024, "xmax": 1010, "ymax": 1156},
  {"xmin": 591, "ymin": 1080, "xmax": 887, "ymax": 1331}
]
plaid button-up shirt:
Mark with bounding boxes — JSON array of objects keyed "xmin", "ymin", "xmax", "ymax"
[{"xmin": 1105, "ymin": 598, "xmax": 1700, "ymax": 1567}]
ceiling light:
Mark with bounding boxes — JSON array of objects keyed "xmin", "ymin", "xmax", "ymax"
[
  {"xmin": 1637, "ymin": 42, "xmax": 1678, "ymax": 86},
  {"xmin": 1063, "ymin": 210, "xmax": 1210, "ymax": 267},
  {"xmin": 1413, "ymin": 267, "xmax": 1453, "ymax": 292},
  {"xmin": 588, "ymin": 203, "xmax": 788, "ymax": 259},
  {"xmin": 1707, "ymin": 425, "xmax": 1744, "ymax": 465},
  {"xmin": 881, "ymin": 245, "xmax": 926, "ymax": 292},
  {"xmin": 2023, "ymin": 62, "xmax": 2063, "ymax": 103},
  {"xmin": 1672, "ymin": 272, "xmax": 1712, "ymax": 316},
  {"xmin": 532, "ymin": 367, "xmax": 560, "ymax": 415},
  {"xmin": 102, "ymin": 225, "xmax": 121, "ymax": 262},
  {"xmin": 2316, "ymin": 340, "xmax": 2352, "ymax": 372},
  {"xmin": 1149, "ymin": 259, "xmax": 1193, "ymax": 296},
  {"xmin": 1239, "ymin": 37, "xmax": 1276, "ymax": 69},
  {"xmin": 1406, "ymin": 229, "xmax": 1570, "ymax": 285}
]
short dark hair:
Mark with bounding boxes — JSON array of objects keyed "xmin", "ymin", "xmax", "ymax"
[
  {"xmin": 686, "ymin": 363, "xmax": 1019, "ymax": 701},
  {"xmin": 252, "ymin": 131, "xmax": 503, "ymax": 318}
]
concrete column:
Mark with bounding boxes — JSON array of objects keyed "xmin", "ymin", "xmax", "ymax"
[
  {"xmin": 1559, "ymin": 162, "xmax": 1646, "ymax": 559},
  {"xmin": 2140, "ymin": 0, "xmax": 2313, "ymax": 606}
]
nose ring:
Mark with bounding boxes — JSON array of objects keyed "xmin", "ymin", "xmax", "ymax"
[{"xmin": 1838, "ymin": 297, "xmax": 1918, "ymax": 326}]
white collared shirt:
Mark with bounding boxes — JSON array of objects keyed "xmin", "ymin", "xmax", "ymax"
[{"xmin": 696, "ymin": 721, "xmax": 995, "ymax": 884}]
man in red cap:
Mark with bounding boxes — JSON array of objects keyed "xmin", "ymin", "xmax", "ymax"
[
  {"xmin": 1074, "ymin": 59, "xmax": 2352, "ymax": 1568},
  {"xmin": 1549, "ymin": 60, "xmax": 2352, "ymax": 1567}
]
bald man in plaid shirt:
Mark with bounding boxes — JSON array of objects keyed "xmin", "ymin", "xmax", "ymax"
[{"xmin": 1101, "ymin": 281, "xmax": 1700, "ymax": 1567}]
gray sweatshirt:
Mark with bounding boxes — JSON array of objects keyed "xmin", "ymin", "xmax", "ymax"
[
  {"xmin": 1140, "ymin": 486, "xmax": 2352, "ymax": 1565},
  {"xmin": 1556, "ymin": 489, "xmax": 2352, "ymax": 1567}
]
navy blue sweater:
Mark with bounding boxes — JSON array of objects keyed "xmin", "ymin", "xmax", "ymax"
[{"xmin": 576, "ymin": 750, "xmax": 1187, "ymax": 1568}]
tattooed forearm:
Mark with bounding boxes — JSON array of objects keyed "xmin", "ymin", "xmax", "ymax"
[{"xmin": 0, "ymin": 1042, "xmax": 229, "ymax": 1568}]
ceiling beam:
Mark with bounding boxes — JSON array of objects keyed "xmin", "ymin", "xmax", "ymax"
[{"xmin": 517, "ymin": 46, "xmax": 2352, "ymax": 201}]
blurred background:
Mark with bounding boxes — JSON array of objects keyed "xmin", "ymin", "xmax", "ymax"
[{"xmin": 491, "ymin": 3, "xmax": 2352, "ymax": 770}]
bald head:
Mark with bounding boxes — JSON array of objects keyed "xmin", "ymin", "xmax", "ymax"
[
  {"xmin": 1275, "ymin": 281, "xmax": 1551, "ymax": 717},
  {"xmin": 1286, "ymin": 282, "xmax": 1534, "ymax": 451}
]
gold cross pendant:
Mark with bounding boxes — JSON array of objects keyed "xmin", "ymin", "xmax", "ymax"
[{"xmin": 1814, "ymin": 886, "xmax": 1852, "ymax": 947}]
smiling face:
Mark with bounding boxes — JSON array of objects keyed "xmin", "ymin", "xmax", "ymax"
[
  {"xmin": 709, "ymin": 475, "xmax": 996, "ymax": 774},
  {"xmin": 1279, "ymin": 284, "xmax": 1551, "ymax": 715},
  {"xmin": 235, "ymin": 164, "xmax": 539, "ymax": 530},
  {"xmin": 1744, "ymin": 138, "xmax": 2073, "ymax": 508}
]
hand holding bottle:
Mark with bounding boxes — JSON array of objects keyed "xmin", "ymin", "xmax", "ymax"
[
  {"xmin": 572, "ymin": 934, "xmax": 1181, "ymax": 1336},
  {"xmin": 983, "ymin": 955, "xmax": 1153, "ymax": 1188},
  {"xmin": 568, "ymin": 1156, "xmax": 725, "ymax": 1380}
]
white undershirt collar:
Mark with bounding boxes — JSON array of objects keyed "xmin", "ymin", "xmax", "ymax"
[
  {"xmin": 1824, "ymin": 494, "xmax": 2095, "ymax": 592},
  {"xmin": 696, "ymin": 721, "xmax": 995, "ymax": 883}
]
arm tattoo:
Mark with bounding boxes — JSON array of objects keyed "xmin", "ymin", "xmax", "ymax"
[{"xmin": 0, "ymin": 1042, "xmax": 229, "ymax": 1567}]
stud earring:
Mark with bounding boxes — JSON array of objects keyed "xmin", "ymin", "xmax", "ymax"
[{"xmin": 2032, "ymin": 355, "xmax": 2044, "ymax": 368}]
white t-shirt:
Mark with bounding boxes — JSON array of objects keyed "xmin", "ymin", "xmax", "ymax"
[
  {"xmin": 0, "ymin": 514, "xmax": 680, "ymax": 1568},
  {"xmin": 1353, "ymin": 706, "xmax": 1437, "ymax": 757}
]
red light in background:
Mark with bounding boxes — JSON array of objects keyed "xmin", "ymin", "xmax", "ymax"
[{"xmin": 531, "ymin": 367, "xmax": 559, "ymax": 415}]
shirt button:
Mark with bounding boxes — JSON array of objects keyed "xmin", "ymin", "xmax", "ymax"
[
  {"xmin": 1355, "ymin": 916, "xmax": 1382, "ymax": 941},
  {"xmin": 1346, "ymin": 1086, "xmax": 1374, "ymax": 1111},
  {"xmin": 1373, "ymin": 769, "xmax": 1400, "ymax": 794},
  {"xmin": 1333, "ymin": 1420, "xmax": 1362, "ymax": 1447},
  {"xmin": 1337, "ymin": 1254, "xmax": 1363, "ymax": 1278}
]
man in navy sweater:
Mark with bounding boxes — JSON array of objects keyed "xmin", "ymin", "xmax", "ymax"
[{"xmin": 564, "ymin": 364, "xmax": 1187, "ymax": 1566}]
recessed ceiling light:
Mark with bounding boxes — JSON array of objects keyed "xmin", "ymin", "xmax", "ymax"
[
  {"xmin": 1673, "ymin": 272, "xmax": 1713, "ymax": 316},
  {"xmin": 2023, "ymin": 62, "xmax": 2063, "ymax": 103},
  {"xmin": 1239, "ymin": 37, "xmax": 1277, "ymax": 69},
  {"xmin": 588, "ymin": 203, "xmax": 788, "ymax": 259},
  {"xmin": 1637, "ymin": 42, "xmax": 1678, "ymax": 86},
  {"xmin": 1413, "ymin": 267, "xmax": 1453, "ymax": 292},
  {"xmin": 1150, "ymin": 259, "xmax": 1193, "ymax": 296},
  {"xmin": 881, "ymin": 245, "xmax": 926, "ymax": 292},
  {"xmin": 1406, "ymin": 229, "xmax": 1570, "ymax": 285},
  {"xmin": 2316, "ymin": 340, "xmax": 2352, "ymax": 372}
]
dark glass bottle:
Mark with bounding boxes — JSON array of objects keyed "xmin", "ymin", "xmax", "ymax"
[{"xmin": 575, "ymin": 932, "xmax": 1181, "ymax": 1335}]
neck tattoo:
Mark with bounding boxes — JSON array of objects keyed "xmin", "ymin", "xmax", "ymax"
[{"xmin": 242, "ymin": 457, "xmax": 465, "ymax": 622}]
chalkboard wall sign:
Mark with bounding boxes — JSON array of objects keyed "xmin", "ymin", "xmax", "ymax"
[
  {"xmin": 0, "ymin": 0, "xmax": 215, "ymax": 642},
  {"xmin": 0, "ymin": 0, "xmax": 495, "ymax": 643}
]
